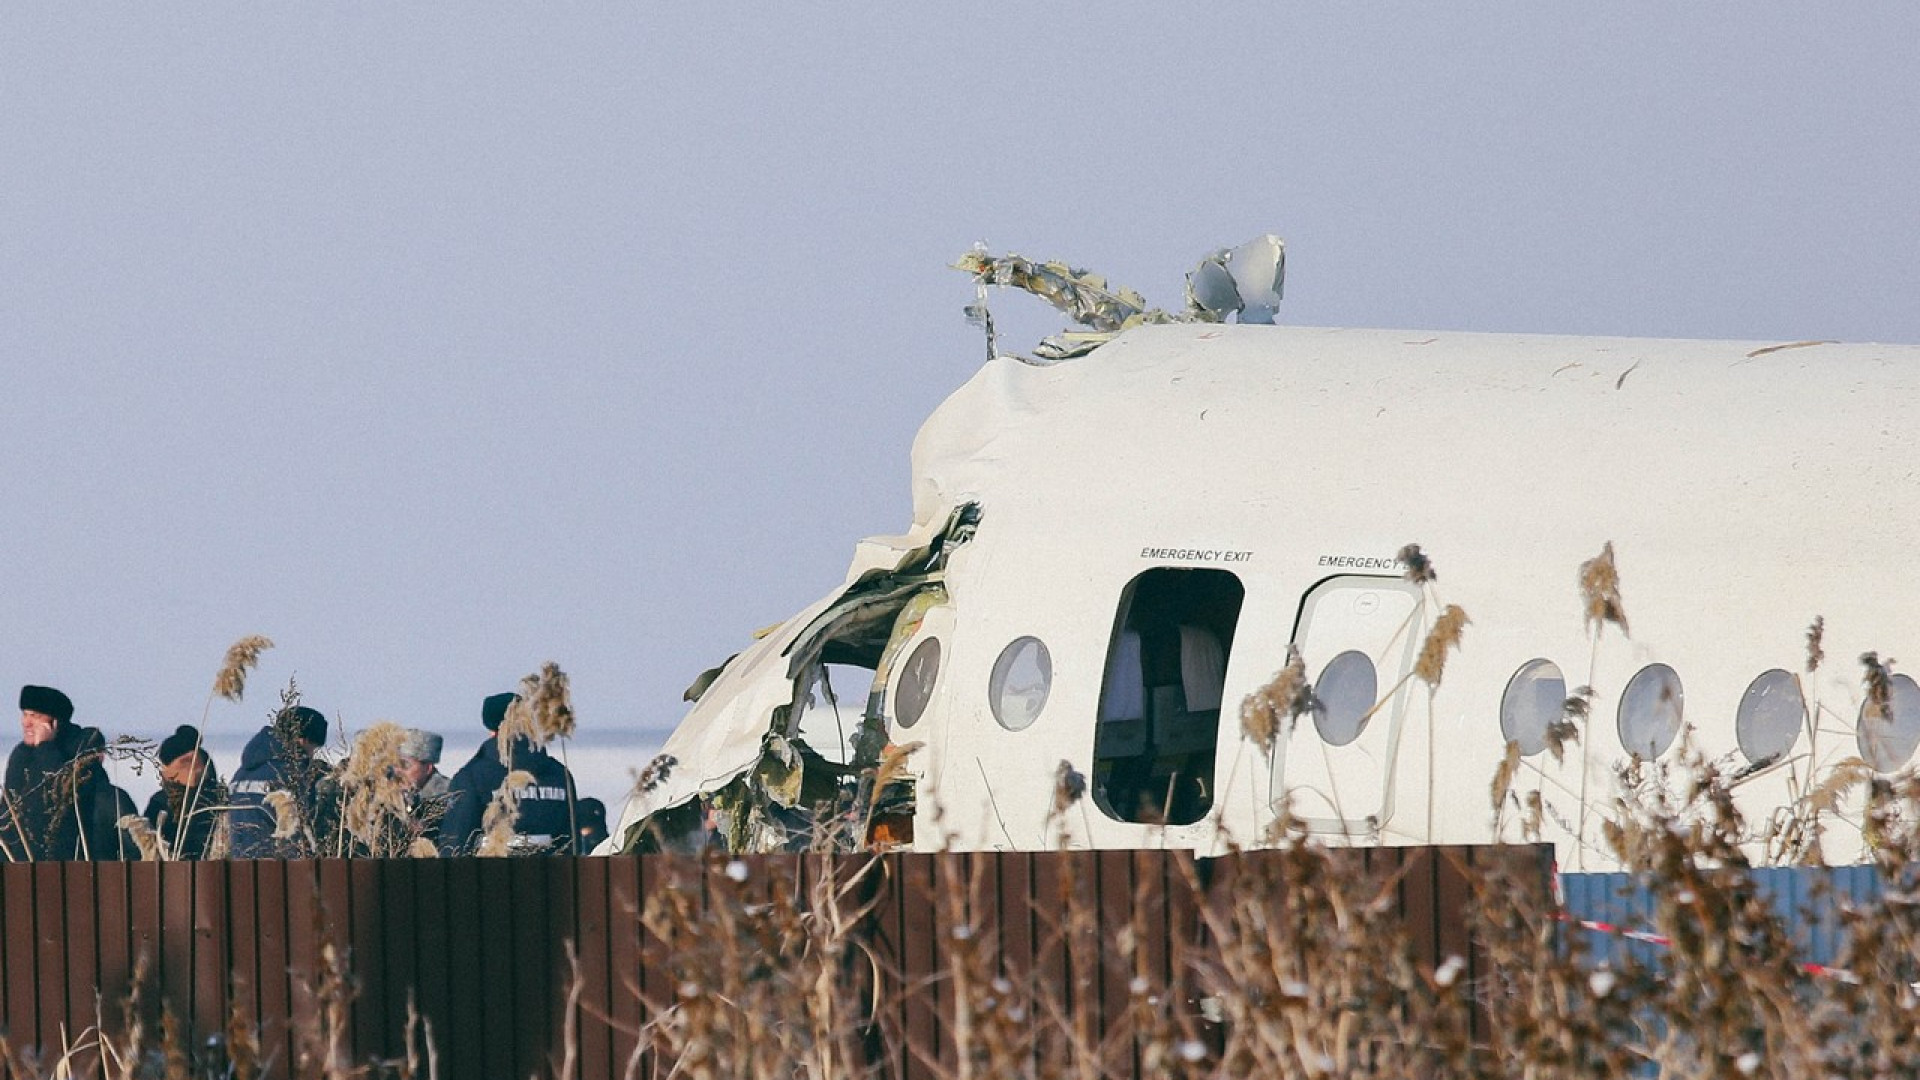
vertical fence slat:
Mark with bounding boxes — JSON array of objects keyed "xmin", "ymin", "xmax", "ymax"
[
  {"xmin": 1098, "ymin": 848, "xmax": 1138, "ymax": 1075},
  {"xmin": 61, "ymin": 861, "xmax": 98, "ymax": 1061},
  {"xmin": 608, "ymin": 854, "xmax": 645, "ymax": 1079},
  {"xmin": 253, "ymin": 860, "xmax": 292, "ymax": 1080},
  {"xmin": 3, "ymin": 864, "xmax": 38, "ymax": 1051},
  {"xmin": 157, "ymin": 859, "xmax": 194, "ymax": 1041},
  {"xmin": 191, "ymin": 861, "xmax": 230, "ymax": 1046},
  {"xmin": 408, "ymin": 857, "xmax": 450, "ymax": 1070},
  {"xmin": 94, "ymin": 860, "xmax": 132, "ymax": 1042},
  {"xmin": 545, "ymin": 855, "xmax": 579, "ymax": 1079},
  {"xmin": 345, "ymin": 859, "xmax": 386, "ymax": 1059},
  {"xmin": 575, "ymin": 855, "xmax": 613, "ymax": 1080},
  {"xmin": 33, "ymin": 857, "xmax": 67, "ymax": 1057},
  {"xmin": 226, "ymin": 859, "xmax": 258, "ymax": 1046},
  {"xmin": 376, "ymin": 858, "xmax": 417, "ymax": 1058},
  {"xmin": 284, "ymin": 859, "xmax": 321, "ymax": 1071},
  {"xmin": 898, "ymin": 853, "xmax": 940, "ymax": 1080},
  {"xmin": 1397, "ymin": 847, "xmax": 1440, "ymax": 970},
  {"xmin": 439, "ymin": 856, "xmax": 483, "ymax": 1080},
  {"xmin": 509, "ymin": 856, "xmax": 552, "ymax": 1080},
  {"xmin": 475, "ymin": 858, "xmax": 516, "ymax": 1079}
]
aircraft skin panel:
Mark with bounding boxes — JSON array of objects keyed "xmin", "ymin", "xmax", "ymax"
[{"xmin": 615, "ymin": 324, "xmax": 1919, "ymax": 868}]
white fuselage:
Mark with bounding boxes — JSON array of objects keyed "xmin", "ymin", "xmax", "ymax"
[{"xmin": 613, "ymin": 324, "xmax": 1920, "ymax": 869}]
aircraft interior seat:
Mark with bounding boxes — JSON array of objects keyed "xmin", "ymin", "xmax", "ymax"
[{"xmin": 1095, "ymin": 630, "xmax": 1148, "ymax": 757}]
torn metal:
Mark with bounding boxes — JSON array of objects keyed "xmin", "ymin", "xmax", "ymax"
[
  {"xmin": 612, "ymin": 504, "xmax": 979, "ymax": 854},
  {"xmin": 955, "ymin": 234, "xmax": 1288, "ymax": 360}
]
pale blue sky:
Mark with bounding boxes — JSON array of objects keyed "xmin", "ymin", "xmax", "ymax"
[{"xmin": 5, "ymin": 6, "xmax": 1918, "ymax": 799}]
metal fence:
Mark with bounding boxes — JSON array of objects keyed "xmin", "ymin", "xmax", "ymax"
[
  {"xmin": 1559, "ymin": 864, "xmax": 1885, "ymax": 973},
  {"xmin": 0, "ymin": 845, "xmax": 1546, "ymax": 1079}
]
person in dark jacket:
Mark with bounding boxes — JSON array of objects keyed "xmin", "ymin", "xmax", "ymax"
[
  {"xmin": 73, "ymin": 726, "xmax": 141, "ymax": 860},
  {"xmin": 143, "ymin": 724, "xmax": 227, "ymax": 860},
  {"xmin": 574, "ymin": 797, "xmax": 609, "ymax": 854},
  {"xmin": 228, "ymin": 705, "xmax": 330, "ymax": 858},
  {"xmin": 438, "ymin": 692, "xmax": 578, "ymax": 856},
  {"xmin": 2, "ymin": 685, "xmax": 124, "ymax": 861}
]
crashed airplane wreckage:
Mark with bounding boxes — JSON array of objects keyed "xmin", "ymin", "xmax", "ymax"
[{"xmin": 607, "ymin": 236, "xmax": 1920, "ymax": 870}]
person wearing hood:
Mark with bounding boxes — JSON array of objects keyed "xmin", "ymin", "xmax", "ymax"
[
  {"xmin": 228, "ymin": 705, "xmax": 330, "ymax": 858},
  {"xmin": 2, "ymin": 686, "xmax": 124, "ymax": 861},
  {"xmin": 144, "ymin": 725, "xmax": 228, "ymax": 860},
  {"xmin": 438, "ymin": 692, "xmax": 578, "ymax": 856}
]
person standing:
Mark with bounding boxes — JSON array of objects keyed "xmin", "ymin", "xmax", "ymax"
[
  {"xmin": 2, "ymin": 685, "xmax": 118, "ymax": 861},
  {"xmin": 144, "ymin": 725, "xmax": 227, "ymax": 860},
  {"xmin": 438, "ymin": 693, "xmax": 578, "ymax": 855},
  {"xmin": 72, "ymin": 726, "xmax": 140, "ymax": 860},
  {"xmin": 229, "ymin": 705, "xmax": 330, "ymax": 858},
  {"xmin": 398, "ymin": 728, "xmax": 451, "ymax": 849}
]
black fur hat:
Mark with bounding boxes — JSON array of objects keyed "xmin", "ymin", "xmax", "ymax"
[{"xmin": 19, "ymin": 685, "xmax": 74, "ymax": 724}]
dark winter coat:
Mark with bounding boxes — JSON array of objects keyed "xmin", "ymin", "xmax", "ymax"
[
  {"xmin": 438, "ymin": 735, "xmax": 578, "ymax": 856},
  {"xmin": 143, "ymin": 771, "xmax": 228, "ymax": 861},
  {"xmin": 228, "ymin": 726, "xmax": 329, "ymax": 858},
  {"xmin": 3, "ymin": 721, "xmax": 127, "ymax": 861}
]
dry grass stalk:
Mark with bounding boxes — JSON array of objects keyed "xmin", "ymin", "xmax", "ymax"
[
  {"xmin": 1049, "ymin": 759, "xmax": 1087, "ymax": 822},
  {"xmin": 334, "ymin": 721, "xmax": 421, "ymax": 857},
  {"xmin": 1490, "ymin": 739, "xmax": 1523, "ymax": 819},
  {"xmin": 634, "ymin": 753, "xmax": 678, "ymax": 796},
  {"xmin": 1578, "ymin": 541, "xmax": 1630, "ymax": 637},
  {"xmin": 1414, "ymin": 605, "xmax": 1470, "ymax": 687},
  {"xmin": 117, "ymin": 813, "xmax": 163, "ymax": 861},
  {"xmin": 1806, "ymin": 615, "xmax": 1826, "ymax": 673},
  {"xmin": 213, "ymin": 635, "xmax": 275, "ymax": 702},
  {"xmin": 1241, "ymin": 646, "xmax": 1314, "ymax": 752},
  {"xmin": 477, "ymin": 769, "xmax": 535, "ymax": 856},
  {"xmin": 263, "ymin": 790, "xmax": 304, "ymax": 842},
  {"xmin": 1860, "ymin": 651, "xmax": 1896, "ymax": 724},
  {"xmin": 1398, "ymin": 542, "xmax": 1437, "ymax": 584},
  {"xmin": 501, "ymin": 661, "xmax": 576, "ymax": 752}
]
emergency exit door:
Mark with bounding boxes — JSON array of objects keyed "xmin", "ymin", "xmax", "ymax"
[{"xmin": 1274, "ymin": 575, "xmax": 1424, "ymax": 837}]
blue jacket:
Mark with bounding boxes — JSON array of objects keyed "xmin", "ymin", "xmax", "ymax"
[
  {"xmin": 438, "ymin": 735, "xmax": 578, "ymax": 855},
  {"xmin": 228, "ymin": 726, "xmax": 329, "ymax": 858}
]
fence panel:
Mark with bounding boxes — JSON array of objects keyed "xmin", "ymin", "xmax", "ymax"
[{"xmin": 0, "ymin": 845, "xmax": 1541, "ymax": 1075}]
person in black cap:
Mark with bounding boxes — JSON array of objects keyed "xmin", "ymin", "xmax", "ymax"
[
  {"xmin": 438, "ymin": 692, "xmax": 579, "ymax": 856},
  {"xmin": 228, "ymin": 704, "xmax": 331, "ymax": 858},
  {"xmin": 2, "ymin": 684, "xmax": 122, "ymax": 861},
  {"xmin": 574, "ymin": 796, "xmax": 609, "ymax": 854},
  {"xmin": 143, "ymin": 725, "xmax": 228, "ymax": 860}
]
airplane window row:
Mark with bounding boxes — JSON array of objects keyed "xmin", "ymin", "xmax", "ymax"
[{"xmin": 1500, "ymin": 659, "xmax": 1920, "ymax": 772}]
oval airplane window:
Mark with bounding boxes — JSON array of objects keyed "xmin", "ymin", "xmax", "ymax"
[
  {"xmin": 1617, "ymin": 664, "xmax": 1684, "ymax": 759},
  {"xmin": 893, "ymin": 637, "xmax": 941, "ymax": 729},
  {"xmin": 1501, "ymin": 659, "xmax": 1566, "ymax": 757},
  {"xmin": 1313, "ymin": 650, "xmax": 1377, "ymax": 747},
  {"xmin": 990, "ymin": 636, "xmax": 1052, "ymax": 731},
  {"xmin": 1856, "ymin": 673, "xmax": 1920, "ymax": 772},
  {"xmin": 1735, "ymin": 669, "xmax": 1803, "ymax": 766}
]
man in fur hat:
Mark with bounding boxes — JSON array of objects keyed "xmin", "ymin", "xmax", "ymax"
[
  {"xmin": 398, "ymin": 727, "xmax": 451, "ymax": 848},
  {"xmin": 229, "ymin": 704, "xmax": 331, "ymax": 858},
  {"xmin": 2, "ymin": 685, "xmax": 122, "ymax": 860}
]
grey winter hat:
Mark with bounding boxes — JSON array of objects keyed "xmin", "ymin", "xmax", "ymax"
[{"xmin": 399, "ymin": 728, "xmax": 443, "ymax": 764}]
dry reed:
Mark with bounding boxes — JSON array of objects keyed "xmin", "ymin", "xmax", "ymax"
[
  {"xmin": 213, "ymin": 635, "xmax": 275, "ymax": 702},
  {"xmin": 1578, "ymin": 541, "xmax": 1629, "ymax": 637}
]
